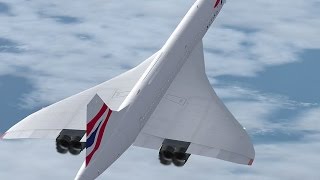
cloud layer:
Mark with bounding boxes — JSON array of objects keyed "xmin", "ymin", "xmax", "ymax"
[{"xmin": 0, "ymin": 0, "xmax": 319, "ymax": 179}]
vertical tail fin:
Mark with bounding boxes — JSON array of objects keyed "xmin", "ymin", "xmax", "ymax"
[
  {"xmin": 86, "ymin": 94, "xmax": 113, "ymax": 166},
  {"xmin": 76, "ymin": 94, "xmax": 133, "ymax": 180}
]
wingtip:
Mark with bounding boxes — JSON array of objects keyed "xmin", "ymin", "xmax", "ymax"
[
  {"xmin": 0, "ymin": 132, "xmax": 7, "ymax": 140},
  {"xmin": 248, "ymin": 159, "xmax": 254, "ymax": 166}
]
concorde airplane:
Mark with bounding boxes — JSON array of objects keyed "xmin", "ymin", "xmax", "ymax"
[{"xmin": 2, "ymin": 0, "xmax": 255, "ymax": 179}]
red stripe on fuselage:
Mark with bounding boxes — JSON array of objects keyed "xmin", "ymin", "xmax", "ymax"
[
  {"xmin": 87, "ymin": 104, "xmax": 108, "ymax": 135},
  {"xmin": 86, "ymin": 109, "xmax": 112, "ymax": 166},
  {"xmin": 214, "ymin": 0, "xmax": 221, "ymax": 8}
]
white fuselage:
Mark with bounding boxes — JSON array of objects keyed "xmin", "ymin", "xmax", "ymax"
[
  {"xmin": 77, "ymin": 1, "xmax": 227, "ymax": 179},
  {"xmin": 119, "ymin": 0, "xmax": 224, "ymax": 140}
]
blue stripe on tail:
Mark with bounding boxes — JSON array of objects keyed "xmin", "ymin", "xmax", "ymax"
[{"xmin": 86, "ymin": 121, "xmax": 102, "ymax": 149}]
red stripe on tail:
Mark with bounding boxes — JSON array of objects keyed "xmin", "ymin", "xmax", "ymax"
[
  {"xmin": 87, "ymin": 104, "xmax": 108, "ymax": 135},
  {"xmin": 86, "ymin": 109, "xmax": 112, "ymax": 166}
]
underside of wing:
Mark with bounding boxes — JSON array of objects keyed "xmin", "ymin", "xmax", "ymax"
[
  {"xmin": 134, "ymin": 42, "xmax": 255, "ymax": 165},
  {"xmin": 3, "ymin": 52, "xmax": 159, "ymax": 140}
]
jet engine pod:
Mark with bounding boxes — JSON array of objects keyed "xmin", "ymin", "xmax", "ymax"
[
  {"xmin": 159, "ymin": 145, "xmax": 175, "ymax": 165},
  {"xmin": 159, "ymin": 139, "xmax": 191, "ymax": 166},
  {"xmin": 173, "ymin": 152, "xmax": 190, "ymax": 167},
  {"xmin": 69, "ymin": 136, "xmax": 85, "ymax": 155},
  {"xmin": 55, "ymin": 129, "xmax": 86, "ymax": 155},
  {"xmin": 56, "ymin": 135, "xmax": 71, "ymax": 154}
]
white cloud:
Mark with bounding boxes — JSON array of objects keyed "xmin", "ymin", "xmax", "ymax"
[
  {"xmin": 1, "ymin": 0, "xmax": 320, "ymax": 179},
  {"xmin": 293, "ymin": 107, "xmax": 320, "ymax": 132},
  {"xmin": 1, "ymin": 134, "xmax": 320, "ymax": 180},
  {"xmin": 0, "ymin": 140, "xmax": 82, "ymax": 179},
  {"xmin": 212, "ymin": 85, "xmax": 318, "ymax": 134},
  {"xmin": 204, "ymin": 0, "xmax": 320, "ymax": 77},
  {"xmin": 0, "ymin": 0, "xmax": 195, "ymax": 107},
  {"xmin": 0, "ymin": 0, "xmax": 319, "ymax": 107}
]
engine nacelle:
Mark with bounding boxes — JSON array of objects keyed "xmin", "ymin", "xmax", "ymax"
[
  {"xmin": 159, "ymin": 145, "xmax": 175, "ymax": 165},
  {"xmin": 55, "ymin": 129, "xmax": 86, "ymax": 155},
  {"xmin": 69, "ymin": 136, "xmax": 85, "ymax": 155},
  {"xmin": 172, "ymin": 152, "xmax": 190, "ymax": 167},
  {"xmin": 56, "ymin": 135, "xmax": 71, "ymax": 154},
  {"xmin": 158, "ymin": 139, "xmax": 191, "ymax": 167}
]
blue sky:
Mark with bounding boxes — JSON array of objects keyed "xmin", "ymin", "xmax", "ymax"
[{"xmin": 1, "ymin": 0, "xmax": 320, "ymax": 179}]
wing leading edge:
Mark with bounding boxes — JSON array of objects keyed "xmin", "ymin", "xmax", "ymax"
[
  {"xmin": 3, "ymin": 51, "xmax": 160, "ymax": 140},
  {"xmin": 134, "ymin": 41, "xmax": 255, "ymax": 165}
]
